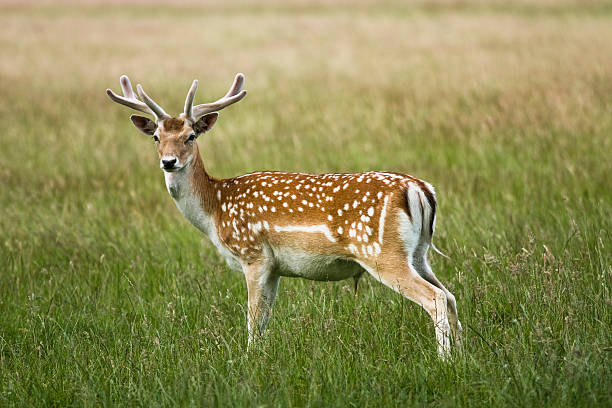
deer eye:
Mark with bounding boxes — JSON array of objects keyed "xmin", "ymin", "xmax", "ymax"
[
  {"xmin": 152, "ymin": 135, "xmax": 160, "ymax": 142},
  {"xmin": 185, "ymin": 134, "xmax": 196, "ymax": 144}
]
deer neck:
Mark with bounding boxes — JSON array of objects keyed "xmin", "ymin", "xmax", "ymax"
[{"xmin": 164, "ymin": 144, "xmax": 219, "ymax": 236}]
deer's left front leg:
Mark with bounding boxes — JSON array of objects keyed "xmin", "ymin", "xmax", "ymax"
[{"xmin": 243, "ymin": 260, "xmax": 280, "ymax": 348}]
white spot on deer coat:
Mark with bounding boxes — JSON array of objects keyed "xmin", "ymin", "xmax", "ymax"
[
  {"xmin": 379, "ymin": 195, "xmax": 389, "ymax": 244},
  {"xmin": 273, "ymin": 224, "xmax": 337, "ymax": 243},
  {"xmin": 373, "ymin": 242, "xmax": 381, "ymax": 256}
]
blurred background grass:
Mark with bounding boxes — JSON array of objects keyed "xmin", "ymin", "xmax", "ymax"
[{"xmin": 0, "ymin": 0, "xmax": 611, "ymax": 406}]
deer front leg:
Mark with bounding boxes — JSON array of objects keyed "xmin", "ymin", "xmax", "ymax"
[{"xmin": 243, "ymin": 261, "xmax": 280, "ymax": 348}]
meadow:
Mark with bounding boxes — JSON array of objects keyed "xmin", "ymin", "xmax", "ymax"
[{"xmin": 1, "ymin": 0, "xmax": 611, "ymax": 406}]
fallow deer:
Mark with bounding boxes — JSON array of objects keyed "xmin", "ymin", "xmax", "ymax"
[{"xmin": 106, "ymin": 74, "xmax": 461, "ymax": 358}]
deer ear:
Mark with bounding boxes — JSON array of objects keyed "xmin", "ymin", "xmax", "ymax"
[
  {"xmin": 130, "ymin": 115, "xmax": 157, "ymax": 135},
  {"xmin": 193, "ymin": 113, "xmax": 218, "ymax": 135}
]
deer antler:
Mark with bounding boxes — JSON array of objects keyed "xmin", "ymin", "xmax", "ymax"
[
  {"xmin": 136, "ymin": 84, "xmax": 170, "ymax": 120},
  {"xmin": 183, "ymin": 79, "xmax": 199, "ymax": 122},
  {"xmin": 190, "ymin": 73, "xmax": 247, "ymax": 120},
  {"xmin": 106, "ymin": 75, "xmax": 169, "ymax": 120}
]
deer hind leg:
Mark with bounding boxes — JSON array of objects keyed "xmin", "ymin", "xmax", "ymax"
[
  {"xmin": 360, "ymin": 257, "xmax": 451, "ymax": 359},
  {"xmin": 242, "ymin": 259, "xmax": 280, "ymax": 349},
  {"xmin": 412, "ymin": 250, "xmax": 462, "ymax": 345}
]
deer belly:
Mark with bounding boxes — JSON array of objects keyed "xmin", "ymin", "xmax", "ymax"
[{"xmin": 273, "ymin": 247, "xmax": 364, "ymax": 281}]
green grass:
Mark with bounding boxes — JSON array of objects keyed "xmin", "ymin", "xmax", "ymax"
[{"xmin": 1, "ymin": 1, "xmax": 611, "ymax": 406}]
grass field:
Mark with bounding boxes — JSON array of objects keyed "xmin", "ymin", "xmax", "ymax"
[{"xmin": 1, "ymin": 0, "xmax": 611, "ymax": 406}]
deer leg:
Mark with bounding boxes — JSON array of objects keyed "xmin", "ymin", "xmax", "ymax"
[
  {"xmin": 243, "ymin": 260, "xmax": 280, "ymax": 348},
  {"xmin": 412, "ymin": 253, "xmax": 462, "ymax": 345},
  {"xmin": 360, "ymin": 258, "xmax": 451, "ymax": 359}
]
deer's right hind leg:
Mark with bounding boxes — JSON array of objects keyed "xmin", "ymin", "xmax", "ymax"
[
  {"xmin": 412, "ymin": 251, "xmax": 462, "ymax": 345},
  {"xmin": 360, "ymin": 257, "xmax": 451, "ymax": 359}
]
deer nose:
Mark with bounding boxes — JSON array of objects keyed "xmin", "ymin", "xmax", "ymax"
[{"xmin": 161, "ymin": 157, "xmax": 177, "ymax": 169}]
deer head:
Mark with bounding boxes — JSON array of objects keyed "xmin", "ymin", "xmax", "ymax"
[{"xmin": 106, "ymin": 74, "xmax": 247, "ymax": 172}]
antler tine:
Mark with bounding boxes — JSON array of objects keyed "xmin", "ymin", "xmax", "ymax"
[
  {"xmin": 106, "ymin": 75, "xmax": 156, "ymax": 118},
  {"xmin": 137, "ymin": 84, "xmax": 170, "ymax": 120},
  {"xmin": 183, "ymin": 80, "xmax": 199, "ymax": 122},
  {"xmin": 192, "ymin": 73, "xmax": 247, "ymax": 119},
  {"xmin": 224, "ymin": 73, "xmax": 245, "ymax": 98},
  {"xmin": 120, "ymin": 75, "xmax": 136, "ymax": 99}
]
